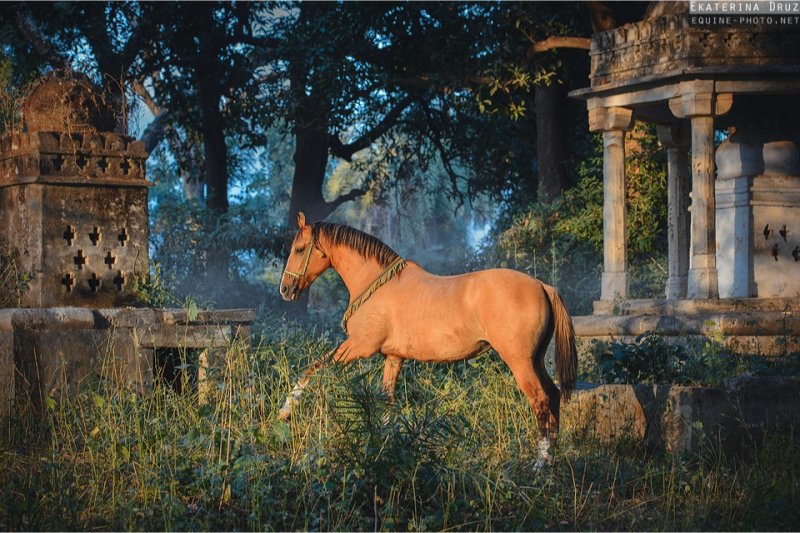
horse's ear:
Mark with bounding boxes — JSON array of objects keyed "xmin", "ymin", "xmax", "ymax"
[{"xmin": 297, "ymin": 212, "xmax": 306, "ymax": 229}]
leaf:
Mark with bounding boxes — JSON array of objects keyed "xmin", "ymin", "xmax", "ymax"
[
  {"xmin": 117, "ymin": 443, "xmax": 130, "ymax": 462},
  {"xmin": 272, "ymin": 421, "xmax": 290, "ymax": 444},
  {"xmin": 93, "ymin": 394, "xmax": 105, "ymax": 409},
  {"xmin": 186, "ymin": 300, "xmax": 199, "ymax": 322},
  {"xmin": 90, "ymin": 426, "xmax": 101, "ymax": 439},
  {"xmin": 220, "ymin": 483, "xmax": 231, "ymax": 506},
  {"xmin": 45, "ymin": 396, "xmax": 56, "ymax": 410}
]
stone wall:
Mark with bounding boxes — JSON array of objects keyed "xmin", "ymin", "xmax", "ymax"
[
  {"xmin": 576, "ymin": 297, "xmax": 800, "ymax": 356},
  {"xmin": 5, "ymin": 307, "xmax": 253, "ymax": 412},
  {"xmin": 715, "ymin": 135, "xmax": 800, "ymax": 298}
]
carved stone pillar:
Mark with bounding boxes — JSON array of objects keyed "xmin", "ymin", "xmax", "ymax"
[
  {"xmin": 590, "ymin": 106, "xmax": 634, "ymax": 300},
  {"xmin": 656, "ymin": 123, "xmax": 690, "ymax": 300},
  {"xmin": 670, "ymin": 93, "xmax": 733, "ymax": 299}
]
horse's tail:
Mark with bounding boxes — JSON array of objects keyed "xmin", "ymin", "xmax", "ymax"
[{"xmin": 543, "ymin": 284, "xmax": 578, "ymax": 402}]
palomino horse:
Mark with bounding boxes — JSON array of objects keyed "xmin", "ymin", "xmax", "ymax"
[{"xmin": 279, "ymin": 212, "xmax": 577, "ymax": 468}]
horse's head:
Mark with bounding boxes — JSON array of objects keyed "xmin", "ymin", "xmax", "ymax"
[{"xmin": 280, "ymin": 212, "xmax": 331, "ymax": 301}]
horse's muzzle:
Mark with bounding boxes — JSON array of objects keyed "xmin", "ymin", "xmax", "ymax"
[{"xmin": 280, "ymin": 280, "xmax": 301, "ymax": 302}]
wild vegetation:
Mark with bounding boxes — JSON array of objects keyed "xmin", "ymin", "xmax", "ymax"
[{"xmin": 2, "ymin": 322, "xmax": 799, "ymax": 531}]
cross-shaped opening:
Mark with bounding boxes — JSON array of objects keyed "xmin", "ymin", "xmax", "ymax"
[
  {"xmin": 87, "ymin": 272, "xmax": 101, "ymax": 292},
  {"xmin": 76, "ymin": 153, "xmax": 88, "ymax": 169},
  {"xmin": 724, "ymin": 33, "xmax": 735, "ymax": 46},
  {"xmin": 120, "ymin": 158, "xmax": 131, "ymax": 175},
  {"xmin": 53, "ymin": 154, "xmax": 65, "ymax": 172},
  {"xmin": 61, "ymin": 273, "xmax": 74, "ymax": 293},
  {"xmin": 89, "ymin": 226, "xmax": 102, "ymax": 246},
  {"xmin": 63, "ymin": 224, "xmax": 75, "ymax": 245},
  {"xmin": 118, "ymin": 228, "xmax": 128, "ymax": 246},
  {"xmin": 73, "ymin": 249, "xmax": 87, "ymax": 269},
  {"xmin": 98, "ymin": 158, "xmax": 108, "ymax": 173},
  {"xmin": 104, "ymin": 251, "xmax": 116, "ymax": 269},
  {"xmin": 113, "ymin": 270, "xmax": 125, "ymax": 291}
]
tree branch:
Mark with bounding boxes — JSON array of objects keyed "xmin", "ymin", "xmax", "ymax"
[
  {"xmin": 325, "ymin": 186, "xmax": 369, "ymax": 213},
  {"xmin": 13, "ymin": 4, "xmax": 70, "ymax": 69},
  {"xmin": 527, "ymin": 36, "xmax": 591, "ymax": 58},
  {"xmin": 329, "ymin": 94, "xmax": 415, "ymax": 162},
  {"xmin": 139, "ymin": 109, "xmax": 170, "ymax": 154}
]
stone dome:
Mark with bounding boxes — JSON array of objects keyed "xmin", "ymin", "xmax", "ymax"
[{"xmin": 22, "ymin": 72, "xmax": 117, "ymax": 133}]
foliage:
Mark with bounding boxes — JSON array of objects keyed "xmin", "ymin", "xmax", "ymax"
[
  {"xmin": 1, "ymin": 324, "xmax": 799, "ymax": 530},
  {"xmin": 592, "ymin": 332, "xmax": 800, "ymax": 387},
  {"xmin": 0, "ymin": 240, "xmax": 33, "ymax": 307},
  {"xmin": 486, "ymin": 122, "xmax": 669, "ymax": 314}
]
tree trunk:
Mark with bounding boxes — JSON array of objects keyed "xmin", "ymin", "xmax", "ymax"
[
  {"xmin": 197, "ymin": 74, "xmax": 228, "ymax": 213},
  {"xmin": 288, "ymin": 126, "xmax": 331, "ymax": 226},
  {"xmin": 195, "ymin": 15, "xmax": 230, "ymax": 286},
  {"xmin": 535, "ymin": 76, "xmax": 569, "ymax": 202}
]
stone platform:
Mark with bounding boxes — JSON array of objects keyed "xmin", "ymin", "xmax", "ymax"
[
  {"xmin": 574, "ymin": 297, "xmax": 800, "ymax": 356},
  {"xmin": 0, "ymin": 307, "xmax": 254, "ymax": 417},
  {"xmin": 564, "ymin": 376, "xmax": 800, "ymax": 454}
]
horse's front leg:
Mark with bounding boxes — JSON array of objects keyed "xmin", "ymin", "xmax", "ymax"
[
  {"xmin": 381, "ymin": 355, "xmax": 404, "ymax": 405},
  {"xmin": 278, "ymin": 338, "xmax": 377, "ymax": 421}
]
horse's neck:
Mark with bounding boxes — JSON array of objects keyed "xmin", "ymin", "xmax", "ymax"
[{"xmin": 326, "ymin": 245, "xmax": 385, "ymax": 303}]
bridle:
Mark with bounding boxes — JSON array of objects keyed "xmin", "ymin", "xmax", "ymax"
[
  {"xmin": 282, "ymin": 224, "xmax": 408, "ymax": 333},
  {"xmin": 282, "ymin": 231, "xmax": 323, "ymax": 286}
]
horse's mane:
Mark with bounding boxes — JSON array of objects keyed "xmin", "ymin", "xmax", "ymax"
[{"xmin": 313, "ymin": 222, "xmax": 400, "ymax": 267}]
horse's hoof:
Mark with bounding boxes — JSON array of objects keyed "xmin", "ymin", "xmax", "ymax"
[{"xmin": 278, "ymin": 407, "xmax": 291, "ymax": 421}]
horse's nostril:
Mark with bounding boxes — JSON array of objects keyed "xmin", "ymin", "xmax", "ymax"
[{"xmin": 280, "ymin": 284, "xmax": 288, "ymax": 295}]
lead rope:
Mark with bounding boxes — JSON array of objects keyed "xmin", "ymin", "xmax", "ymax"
[{"xmin": 341, "ymin": 256, "xmax": 407, "ymax": 332}]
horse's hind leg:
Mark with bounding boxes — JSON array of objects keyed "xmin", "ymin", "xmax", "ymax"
[{"xmin": 500, "ymin": 354, "xmax": 558, "ymax": 469}]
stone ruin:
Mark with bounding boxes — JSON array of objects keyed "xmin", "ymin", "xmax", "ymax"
[
  {"xmin": 570, "ymin": 1, "xmax": 800, "ymax": 355},
  {"xmin": 565, "ymin": 2, "xmax": 800, "ymax": 450},
  {"xmin": 1, "ymin": 75, "xmax": 148, "ymax": 306},
  {"xmin": 0, "ymin": 74, "xmax": 254, "ymax": 418}
]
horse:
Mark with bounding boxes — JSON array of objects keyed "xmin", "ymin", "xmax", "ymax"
[{"xmin": 278, "ymin": 212, "xmax": 577, "ymax": 468}]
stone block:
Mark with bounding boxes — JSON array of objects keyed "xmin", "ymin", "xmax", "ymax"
[
  {"xmin": 564, "ymin": 383, "xmax": 670, "ymax": 448},
  {"xmin": 565, "ymin": 377, "xmax": 800, "ymax": 454}
]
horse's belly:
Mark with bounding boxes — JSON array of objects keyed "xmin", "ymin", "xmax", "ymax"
[{"xmin": 382, "ymin": 330, "xmax": 489, "ymax": 362}]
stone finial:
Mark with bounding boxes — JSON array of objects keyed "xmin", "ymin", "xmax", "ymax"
[{"xmin": 22, "ymin": 72, "xmax": 117, "ymax": 134}]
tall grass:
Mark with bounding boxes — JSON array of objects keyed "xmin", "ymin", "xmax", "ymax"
[{"xmin": 1, "ymin": 325, "xmax": 798, "ymax": 530}]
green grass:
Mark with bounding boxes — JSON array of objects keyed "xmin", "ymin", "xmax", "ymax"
[{"xmin": 1, "ymin": 325, "xmax": 798, "ymax": 531}]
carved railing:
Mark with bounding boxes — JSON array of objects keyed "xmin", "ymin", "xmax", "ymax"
[
  {"xmin": 590, "ymin": 13, "xmax": 800, "ymax": 87},
  {"xmin": 0, "ymin": 132, "xmax": 147, "ymax": 184}
]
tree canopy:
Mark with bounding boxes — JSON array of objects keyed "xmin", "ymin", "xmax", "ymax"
[{"xmin": 0, "ymin": 1, "xmax": 658, "ymax": 310}]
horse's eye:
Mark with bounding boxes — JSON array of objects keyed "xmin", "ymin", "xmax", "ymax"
[{"xmin": 295, "ymin": 246, "xmax": 305, "ymax": 254}]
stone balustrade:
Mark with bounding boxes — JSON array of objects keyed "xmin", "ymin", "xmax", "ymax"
[
  {"xmin": 0, "ymin": 131, "xmax": 146, "ymax": 183},
  {"xmin": 590, "ymin": 13, "xmax": 800, "ymax": 88}
]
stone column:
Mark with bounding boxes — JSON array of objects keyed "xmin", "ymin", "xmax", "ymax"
[
  {"xmin": 669, "ymin": 93, "xmax": 733, "ymax": 299},
  {"xmin": 657, "ymin": 123, "xmax": 691, "ymax": 300},
  {"xmin": 715, "ymin": 138, "xmax": 758, "ymax": 298},
  {"xmin": 590, "ymin": 106, "xmax": 634, "ymax": 300}
]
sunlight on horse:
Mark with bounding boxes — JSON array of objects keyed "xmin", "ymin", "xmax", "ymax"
[{"xmin": 279, "ymin": 212, "xmax": 577, "ymax": 470}]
